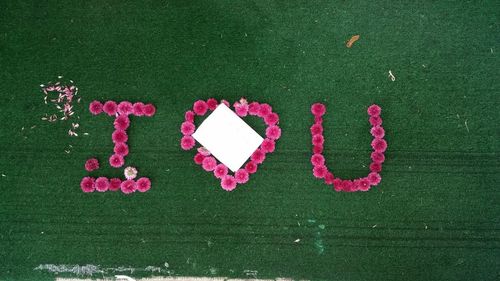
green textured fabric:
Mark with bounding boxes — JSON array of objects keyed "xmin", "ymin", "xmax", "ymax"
[{"xmin": 0, "ymin": 1, "xmax": 499, "ymax": 280}]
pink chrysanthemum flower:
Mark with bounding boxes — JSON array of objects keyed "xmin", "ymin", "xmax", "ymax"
[
  {"xmin": 358, "ymin": 178, "xmax": 371, "ymax": 191},
  {"xmin": 251, "ymin": 149, "xmax": 266, "ymax": 164},
  {"xmin": 312, "ymin": 134, "xmax": 324, "ymax": 146},
  {"xmin": 313, "ymin": 145, "xmax": 323, "ymax": 154},
  {"xmin": 80, "ymin": 177, "xmax": 95, "ymax": 193},
  {"xmin": 89, "ymin": 101, "xmax": 103, "ymax": 115},
  {"xmin": 109, "ymin": 154, "xmax": 125, "ymax": 168},
  {"xmin": 248, "ymin": 102, "xmax": 260, "ymax": 115},
  {"xmin": 124, "ymin": 166, "xmax": 138, "ymax": 180},
  {"xmin": 235, "ymin": 169, "xmax": 249, "ymax": 184},
  {"xmin": 132, "ymin": 102, "xmax": 145, "ymax": 116},
  {"xmin": 311, "ymin": 154, "xmax": 325, "ymax": 167},
  {"xmin": 311, "ymin": 103, "xmax": 326, "ymax": 117},
  {"xmin": 193, "ymin": 100, "xmax": 208, "ymax": 115},
  {"xmin": 369, "ymin": 162, "xmax": 382, "ymax": 173},
  {"xmin": 136, "ymin": 177, "xmax": 151, "ymax": 192},
  {"xmin": 265, "ymin": 125, "xmax": 281, "ymax": 140},
  {"xmin": 143, "ymin": 104, "xmax": 156, "ymax": 117},
  {"xmin": 84, "ymin": 158, "xmax": 99, "ymax": 172},
  {"xmin": 371, "ymin": 138, "xmax": 387, "ymax": 152},
  {"xmin": 371, "ymin": 152, "xmax": 385, "ymax": 163},
  {"xmin": 197, "ymin": 147, "xmax": 211, "ymax": 156},
  {"xmin": 112, "ymin": 130, "xmax": 128, "ymax": 143},
  {"xmin": 342, "ymin": 180, "xmax": 354, "ymax": 192},
  {"xmin": 120, "ymin": 179, "xmax": 136, "ymax": 194},
  {"xmin": 258, "ymin": 103, "xmax": 272, "ymax": 117},
  {"xmin": 95, "ymin": 177, "xmax": 109, "ymax": 192},
  {"xmin": 314, "ymin": 116, "xmax": 323, "ymax": 124},
  {"xmin": 367, "ymin": 172, "xmax": 381, "ymax": 185},
  {"xmin": 103, "ymin": 101, "xmax": 118, "ymax": 116},
  {"xmin": 370, "ymin": 126, "xmax": 385, "ymax": 139},
  {"xmin": 181, "ymin": 121, "xmax": 195, "ymax": 136},
  {"xmin": 234, "ymin": 103, "xmax": 249, "ymax": 117},
  {"xmin": 333, "ymin": 179, "xmax": 343, "ymax": 192},
  {"xmin": 185, "ymin": 110, "xmax": 195, "ymax": 122},
  {"xmin": 261, "ymin": 138, "xmax": 275, "ymax": 153},
  {"xmin": 181, "ymin": 135, "xmax": 195, "ymax": 150},
  {"xmin": 109, "ymin": 178, "xmax": 122, "ymax": 191},
  {"xmin": 221, "ymin": 175, "xmax": 237, "ymax": 191},
  {"xmin": 369, "ymin": 116, "xmax": 382, "ymax": 127},
  {"xmin": 206, "ymin": 98, "xmax": 218, "ymax": 110},
  {"xmin": 245, "ymin": 161, "xmax": 258, "ymax": 174},
  {"xmin": 114, "ymin": 115, "xmax": 130, "ymax": 131},
  {"xmin": 324, "ymin": 172, "xmax": 335, "ymax": 185},
  {"xmin": 264, "ymin": 112, "xmax": 279, "ymax": 126},
  {"xmin": 117, "ymin": 101, "xmax": 133, "ymax": 115},
  {"xmin": 213, "ymin": 164, "xmax": 228, "ymax": 179},
  {"xmin": 367, "ymin": 104, "xmax": 381, "ymax": 117},
  {"xmin": 114, "ymin": 142, "xmax": 129, "ymax": 156},
  {"xmin": 202, "ymin": 156, "xmax": 217, "ymax": 171},
  {"xmin": 194, "ymin": 153, "xmax": 205, "ymax": 165},
  {"xmin": 310, "ymin": 123, "xmax": 323, "ymax": 135},
  {"xmin": 313, "ymin": 165, "xmax": 328, "ymax": 179}
]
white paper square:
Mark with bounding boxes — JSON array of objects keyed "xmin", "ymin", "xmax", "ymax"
[{"xmin": 192, "ymin": 104, "xmax": 264, "ymax": 172}]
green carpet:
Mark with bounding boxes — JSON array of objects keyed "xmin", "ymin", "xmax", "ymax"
[{"xmin": 0, "ymin": 1, "xmax": 499, "ymax": 280}]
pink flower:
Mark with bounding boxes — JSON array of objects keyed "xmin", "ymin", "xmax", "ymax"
[
  {"xmin": 266, "ymin": 125, "xmax": 281, "ymax": 140},
  {"xmin": 235, "ymin": 169, "xmax": 249, "ymax": 184},
  {"xmin": 251, "ymin": 149, "xmax": 266, "ymax": 164},
  {"xmin": 133, "ymin": 102, "xmax": 145, "ymax": 116},
  {"xmin": 193, "ymin": 100, "xmax": 208, "ymax": 115},
  {"xmin": 370, "ymin": 162, "xmax": 382, "ymax": 173},
  {"xmin": 264, "ymin": 112, "xmax": 279, "ymax": 125},
  {"xmin": 370, "ymin": 126, "xmax": 385, "ymax": 138},
  {"xmin": 371, "ymin": 138, "xmax": 387, "ymax": 152},
  {"xmin": 367, "ymin": 172, "xmax": 381, "ymax": 185},
  {"xmin": 181, "ymin": 121, "xmax": 195, "ymax": 135},
  {"xmin": 194, "ymin": 153, "xmax": 205, "ymax": 164},
  {"xmin": 95, "ymin": 177, "xmax": 109, "ymax": 192},
  {"xmin": 234, "ymin": 103, "xmax": 249, "ymax": 117},
  {"xmin": 358, "ymin": 178, "xmax": 371, "ymax": 191},
  {"xmin": 181, "ymin": 135, "xmax": 195, "ymax": 150},
  {"xmin": 114, "ymin": 115, "xmax": 130, "ymax": 130},
  {"xmin": 109, "ymin": 154, "xmax": 125, "ymax": 168},
  {"xmin": 311, "ymin": 103, "xmax": 326, "ymax": 117},
  {"xmin": 143, "ymin": 104, "xmax": 156, "ymax": 117},
  {"xmin": 121, "ymin": 179, "xmax": 136, "ymax": 194},
  {"xmin": 185, "ymin": 110, "xmax": 195, "ymax": 122},
  {"xmin": 206, "ymin": 98, "xmax": 218, "ymax": 110},
  {"xmin": 248, "ymin": 102, "xmax": 260, "ymax": 115},
  {"xmin": 245, "ymin": 161, "xmax": 258, "ymax": 174},
  {"xmin": 258, "ymin": 103, "xmax": 272, "ymax": 117},
  {"xmin": 313, "ymin": 145, "xmax": 323, "ymax": 154},
  {"xmin": 261, "ymin": 139, "xmax": 275, "ymax": 153},
  {"xmin": 312, "ymin": 134, "xmax": 324, "ymax": 146},
  {"xmin": 371, "ymin": 152, "xmax": 385, "ymax": 163},
  {"xmin": 310, "ymin": 123, "xmax": 323, "ymax": 135},
  {"xmin": 80, "ymin": 177, "xmax": 95, "ymax": 193},
  {"xmin": 136, "ymin": 177, "xmax": 151, "ymax": 192},
  {"xmin": 313, "ymin": 165, "xmax": 328, "ymax": 179},
  {"xmin": 112, "ymin": 130, "xmax": 128, "ymax": 143},
  {"xmin": 124, "ymin": 166, "xmax": 138, "ymax": 180},
  {"xmin": 89, "ymin": 101, "xmax": 103, "ymax": 115},
  {"xmin": 314, "ymin": 116, "xmax": 323, "ymax": 124},
  {"xmin": 342, "ymin": 180, "xmax": 354, "ymax": 192},
  {"xmin": 311, "ymin": 154, "xmax": 325, "ymax": 167},
  {"xmin": 369, "ymin": 116, "xmax": 382, "ymax": 127},
  {"xmin": 221, "ymin": 175, "xmax": 237, "ymax": 191},
  {"xmin": 109, "ymin": 178, "xmax": 122, "ymax": 191},
  {"xmin": 202, "ymin": 156, "xmax": 217, "ymax": 171},
  {"xmin": 333, "ymin": 179, "xmax": 343, "ymax": 192},
  {"xmin": 213, "ymin": 164, "xmax": 228, "ymax": 179},
  {"xmin": 117, "ymin": 101, "xmax": 133, "ymax": 115},
  {"xmin": 84, "ymin": 158, "xmax": 99, "ymax": 172},
  {"xmin": 103, "ymin": 101, "xmax": 118, "ymax": 116},
  {"xmin": 324, "ymin": 172, "xmax": 335, "ymax": 185},
  {"xmin": 114, "ymin": 142, "xmax": 129, "ymax": 156},
  {"xmin": 197, "ymin": 146, "xmax": 211, "ymax": 156},
  {"xmin": 221, "ymin": 100, "xmax": 230, "ymax": 107},
  {"xmin": 367, "ymin": 104, "xmax": 381, "ymax": 117}
]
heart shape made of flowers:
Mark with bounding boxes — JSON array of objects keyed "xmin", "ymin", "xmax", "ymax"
[{"xmin": 180, "ymin": 98, "xmax": 281, "ymax": 191}]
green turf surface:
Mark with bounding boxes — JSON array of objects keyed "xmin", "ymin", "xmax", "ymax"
[{"xmin": 0, "ymin": 1, "xmax": 499, "ymax": 280}]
